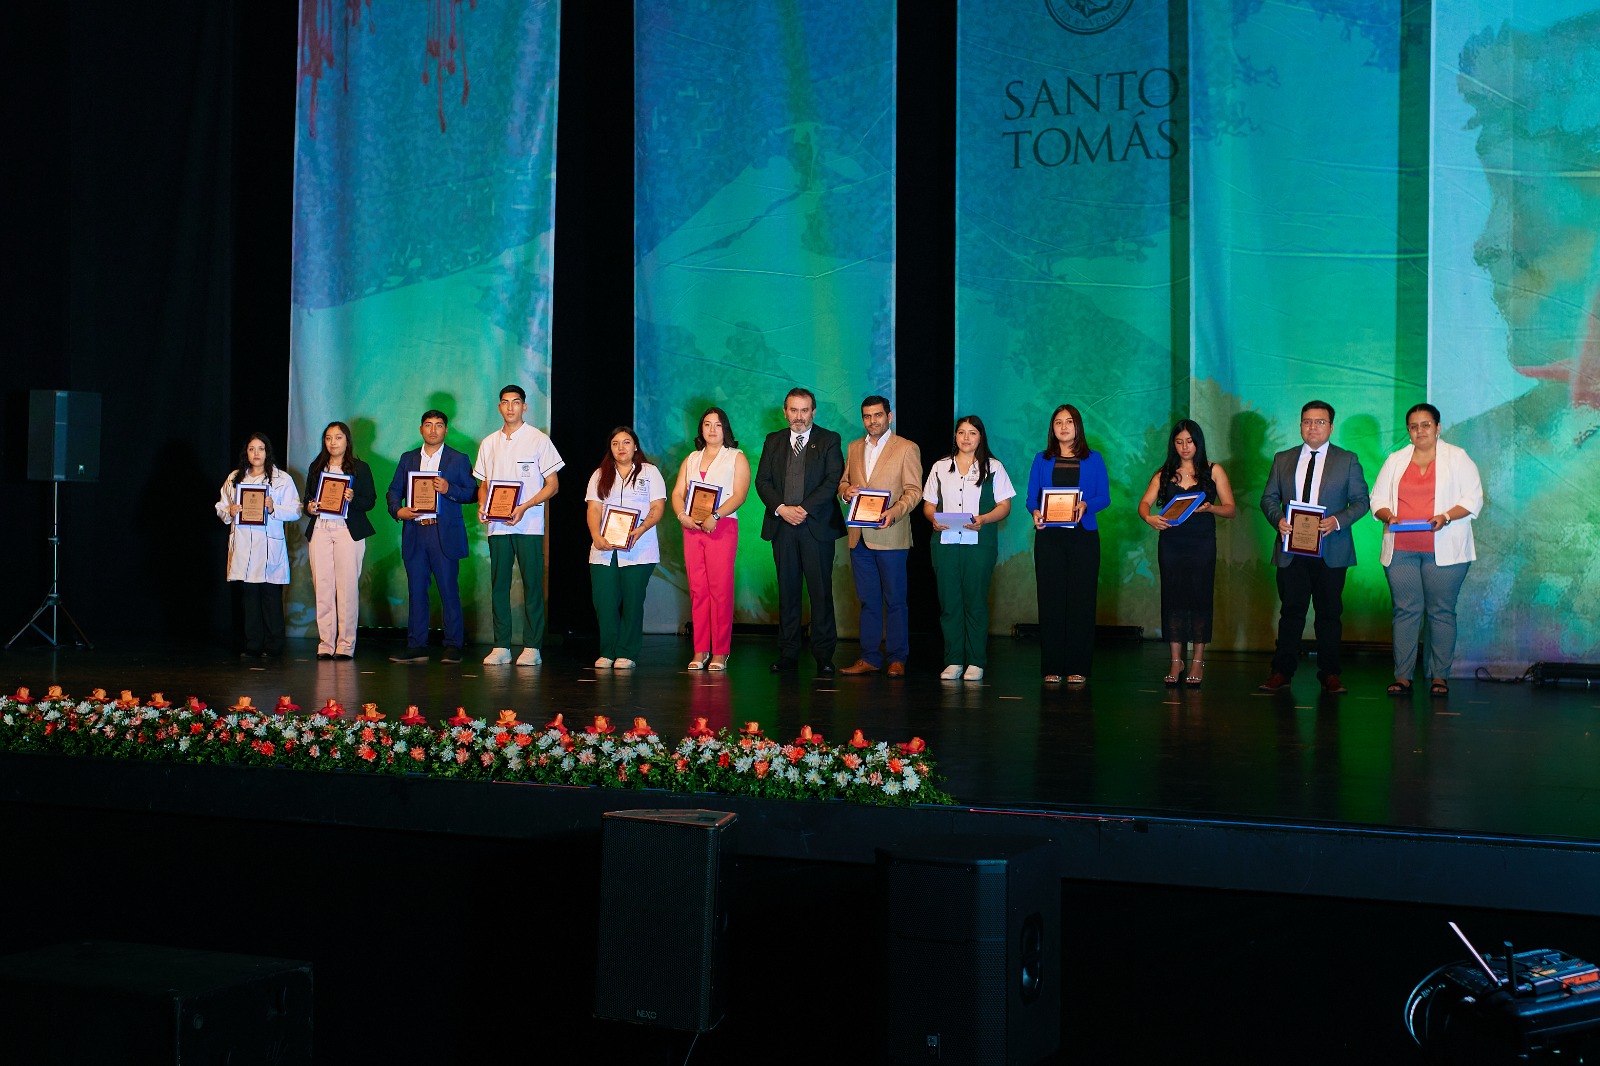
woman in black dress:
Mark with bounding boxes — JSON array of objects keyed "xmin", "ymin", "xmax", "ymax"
[{"xmin": 1137, "ymin": 420, "xmax": 1236, "ymax": 687}]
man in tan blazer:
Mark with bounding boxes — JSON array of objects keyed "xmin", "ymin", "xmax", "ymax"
[{"xmin": 838, "ymin": 395, "xmax": 922, "ymax": 676}]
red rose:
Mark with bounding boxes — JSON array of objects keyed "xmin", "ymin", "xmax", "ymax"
[
  {"xmin": 896, "ymin": 736, "xmax": 927, "ymax": 755},
  {"xmin": 687, "ymin": 717, "xmax": 713, "ymax": 739},
  {"xmin": 544, "ymin": 713, "xmax": 568, "ymax": 734},
  {"xmin": 848, "ymin": 729, "xmax": 869, "ymax": 749}
]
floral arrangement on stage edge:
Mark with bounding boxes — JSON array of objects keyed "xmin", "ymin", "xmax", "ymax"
[{"xmin": 0, "ymin": 688, "xmax": 953, "ymax": 808}]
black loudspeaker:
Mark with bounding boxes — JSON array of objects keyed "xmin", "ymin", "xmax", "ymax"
[
  {"xmin": 0, "ymin": 940, "xmax": 313, "ymax": 1064},
  {"xmin": 880, "ymin": 835, "xmax": 1060, "ymax": 1065},
  {"xmin": 594, "ymin": 808, "xmax": 736, "ymax": 1032},
  {"xmin": 28, "ymin": 390, "xmax": 102, "ymax": 482}
]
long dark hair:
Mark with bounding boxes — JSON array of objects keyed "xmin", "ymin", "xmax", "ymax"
[
  {"xmin": 231, "ymin": 433, "xmax": 279, "ymax": 486},
  {"xmin": 1041, "ymin": 404, "xmax": 1090, "ymax": 460},
  {"xmin": 308, "ymin": 421, "xmax": 360, "ymax": 484},
  {"xmin": 1156, "ymin": 419, "xmax": 1216, "ymax": 503},
  {"xmin": 947, "ymin": 414, "xmax": 994, "ymax": 485},
  {"xmin": 597, "ymin": 426, "xmax": 648, "ymax": 499},
  {"xmin": 693, "ymin": 407, "xmax": 739, "ymax": 450}
]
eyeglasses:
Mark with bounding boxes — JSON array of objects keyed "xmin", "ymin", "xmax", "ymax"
[
  {"xmin": 1406, "ymin": 422, "xmax": 1436, "ymax": 431},
  {"xmin": 1300, "ymin": 418, "xmax": 1330, "ymax": 427}
]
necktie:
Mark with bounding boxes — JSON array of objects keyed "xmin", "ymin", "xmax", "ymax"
[
  {"xmin": 1302, "ymin": 449, "xmax": 1317, "ymax": 503},
  {"xmin": 793, "ymin": 435, "xmax": 805, "ymax": 456}
]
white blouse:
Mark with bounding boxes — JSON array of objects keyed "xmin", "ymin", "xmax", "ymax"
[
  {"xmin": 683, "ymin": 445, "xmax": 743, "ymax": 521},
  {"xmin": 585, "ymin": 463, "xmax": 666, "ymax": 566}
]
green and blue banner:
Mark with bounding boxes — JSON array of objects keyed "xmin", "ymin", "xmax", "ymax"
[
  {"xmin": 289, "ymin": 0, "xmax": 561, "ymax": 642},
  {"xmin": 634, "ymin": 0, "xmax": 897, "ymax": 630}
]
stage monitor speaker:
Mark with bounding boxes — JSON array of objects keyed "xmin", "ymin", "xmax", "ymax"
[
  {"xmin": 0, "ymin": 940, "xmax": 313, "ymax": 1064},
  {"xmin": 27, "ymin": 389, "xmax": 102, "ymax": 482},
  {"xmin": 594, "ymin": 808, "xmax": 736, "ymax": 1032},
  {"xmin": 880, "ymin": 835, "xmax": 1060, "ymax": 1066}
]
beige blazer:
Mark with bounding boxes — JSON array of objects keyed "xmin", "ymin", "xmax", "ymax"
[{"xmin": 839, "ymin": 433, "xmax": 923, "ymax": 550}]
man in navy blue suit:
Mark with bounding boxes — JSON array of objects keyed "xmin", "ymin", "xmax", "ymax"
[{"xmin": 387, "ymin": 410, "xmax": 477, "ymax": 663}]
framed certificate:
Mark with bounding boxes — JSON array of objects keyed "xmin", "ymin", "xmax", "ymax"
[
  {"xmin": 1285, "ymin": 502, "xmax": 1326, "ymax": 557},
  {"xmin": 485, "ymin": 480, "xmax": 522, "ymax": 521},
  {"xmin": 1039, "ymin": 488, "xmax": 1081, "ymax": 528},
  {"xmin": 846, "ymin": 488, "xmax": 892, "ymax": 527},
  {"xmin": 1387, "ymin": 518, "xmax": 1433, "ymax": 533},
  {"xmin": 686, "ymin": 480, "xmax": 723, "ymax": 523},
  {"xmin": 600, "ymin": 504, "xmax": 641, "ymax": 548},
  {"xmin": 237, "ymin": 485, "xmax": 268, "ymax": 527},
  {"xmin": 316, "ymin": 472, "xmax": 352, "ymax": 517},
  {"xmin": 1157, "ymin": 491, "xmax": 1205, "ymax": 526},
  {"xmin": 407, "ymin": 471, "xmax": 439, "ymax": 515}
]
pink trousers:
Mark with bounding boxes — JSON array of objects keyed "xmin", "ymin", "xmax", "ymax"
[{"xmin": 684, "ymin": 518, "xmax": 738, "ymax": 654}]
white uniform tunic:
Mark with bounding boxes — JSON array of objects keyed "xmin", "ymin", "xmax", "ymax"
[
  {"xmin": 922, "ymin": 457, "xmax": 1016, "ymax": 546},
  {"xmin": 216, "ymin": 470, "xmax": 301, "ymax": 584},
  {"xmin": 472, "ymin": 423, "xmax": 565, "ymax": 537},
  {"xmin": 585, "ymin": 463, "xmax": 666, "ymax": 566}
]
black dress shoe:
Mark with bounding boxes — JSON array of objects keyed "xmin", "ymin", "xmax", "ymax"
[
  {"xmin": 439, "ymin": 646, "xmax": 463, "ymax": 664},
  {"xmin": 316, "ymin": 653, "xmax": 334, "ymax": 661},
  {"xmin": 390, "ymin": 646, "xmax": 429, "ymax": 663},
  {"xmin": 333, "ymin": 653, "xmax": 354, "ymax": 661},
  {"xmin": 770, "ymin": 658, "xmax": 798, "ymax": 674},
  {"xmin": 817, "ymin": 662, "xmax": 836, "ymax": 677}
]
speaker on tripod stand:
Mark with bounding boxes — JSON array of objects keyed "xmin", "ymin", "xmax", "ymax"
[{"xmin": 8, "ymin": 390, "xmax": 100, "ymax": 648}]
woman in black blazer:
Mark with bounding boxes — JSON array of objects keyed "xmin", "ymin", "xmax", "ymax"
[{"xmin": 304, "ymin": 420, "xmax": 377, "ymax": 660}]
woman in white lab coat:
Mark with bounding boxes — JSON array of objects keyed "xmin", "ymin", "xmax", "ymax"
[{"xmin": 216, "ymin": 433, "xmax": 300, "ymax": 658}]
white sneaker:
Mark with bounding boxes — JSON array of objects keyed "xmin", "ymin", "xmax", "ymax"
[
  {"xmin": 515, "ymin": 647, "xmax": 542, "ymax": 667},
  {"xmin": 482, "ymin": 647, "xmax": 512, "ymax": 665},
  {"xmin": 963, "ymin": 665, "xmax": 985, "ymax": 681},
  {"xmin": 939, "ymin": 664, "xmax": 963, "ymax": 681},
  {"xmin": 594, "ymin": 657, "xmax": 614, "ymax": 669},
  {"xmin": 613, "ymin": 657, "xmax": 636, "ymax": 670}
]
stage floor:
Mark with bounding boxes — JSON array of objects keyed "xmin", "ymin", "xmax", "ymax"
[{"xmin": 5, "ymin": 632, "xmax": 1595, "ymax": 844}]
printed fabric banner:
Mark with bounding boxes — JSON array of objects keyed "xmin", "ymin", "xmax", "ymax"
[
  {"xmin": 1189, "ymin": 0, "xmax": 1418, "ymax": 650},
  {"xmin": 634, "ymin": 0, "xmax": 897, "ymax": 631},
  {"xmin": 289, "ymin": 0, "xmax": 561, "ymax": 643},
  {"xmin": 956, "ymin": 0, "xmax": 1184, "ymax": 633},
  {"xmin": 1431, "ymin": 1, "xmax": 1600, "ymax": 671}
]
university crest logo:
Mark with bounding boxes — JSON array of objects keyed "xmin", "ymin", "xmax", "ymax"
[{"xmin": 1046, "ymin": 0, "xmax": 1134, "ymax": 34}]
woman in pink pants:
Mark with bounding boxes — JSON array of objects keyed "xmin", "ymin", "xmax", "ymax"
[{"xmin": 670, "ymin": 407, "xmax": 751, "ymax": 671}]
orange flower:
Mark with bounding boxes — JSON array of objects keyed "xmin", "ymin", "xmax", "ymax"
[
  {"xmin": 842, "ymin": 753, "xmax": 861, "ymax": 770},
  {"xmin": 754, "ymin": 761, "xmax": 770, "ymax": 779},
  {"xmin": 630, "ymin": 716, "xmax": 654, "ymax": 736},
  {"xmin": 888, "ymin": 757, "xmax": 903, "ymax": 774},
  {"xmin": 793, "ymin": 725, "xmax": 825, "ymax": 746},
  {"xmin": 544, "ymin": 713, "xmax": 568, "ymax": 734},
  {"xmin": 89, "ymin": 688, "xmax": 108, "ymax": 701},
  {"xmin": 739, "ymin": 721, "xmax": 763, "ymax": 737},
  {"xmin": 674, "ymin": 757, "xmax": 688, "ymax": 772},
  {"xmin": 356, "ymin": 703, "xmax": 385, "ymax": 721},
  {"xmin": 514, "ymin": 733, "xmax": 533, "ymax": 748},
  {"xmin": 115, "ymin": 691, "xmax": 139, "ymax": 709},
  {"xmin": 638, "ymin": 763, "xmax": 652, "ymax": 776},
  {"xmin": 494, "ymin": 710, "xmax": 520, "ymax": 729},
  {"xmin": 848, "ymin": 729, "xmax": 870, "ymax": 749},
  {"xmin": 409, "ymin": 747, "xmax": 426, "ymax": 761},
  {"xmin": 586, "ymin": 715, "xmax": 613, "ymax": 735},
  {"xmin": 321, "ymin": 698, "xmax": 345, "ymax": 719},
  {"xmin": 399, "ymin": 706, "xmax": 427, "ymax": 726},
  {"xmin": 360, "ymin": 727, "xmax": 376, "ymax": 743},
  {"xmin": 45, "ymin": 686, "xmax": 65, "ymax": 700},
  {"xmin": 446, "ymin": 707, "xmax": 474, "ymax": 726},
  {"xmin": 11, "ymin": 687, "xmax": 31, "ymax": 703},
  {"xmin": 230, "ymin": 696, "xmax": 254, "ymax": 712},
  {"xmin": 896, "ymin": 736, "xmax": 927, "ymax": 755},
  {"xmin": 272, "ymin": 696, "xmax": 299, "ymax": 716},
  {"xmin": 147, "ymin": 693, "xmax": 170, "ymax": 708},
  {"xmin": 186, "ymin": 697, "xmax": 206, "ymax": 711},
  {"xmin": 687, "ymin": 717, "xmax": 713, "ymax": 738}
]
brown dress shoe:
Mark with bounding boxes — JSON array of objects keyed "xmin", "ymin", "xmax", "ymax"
[
  {"xmin": 1258, "ymin": 672, "xmax": 1291, "ymax": 693},
  {"xmin": 886, "ymin": 661, "xmax": 906, "ymax": 677},
  {"xmin": 1320, "ymin": 674, "xmax": 1348, "ymax": 694},
  {"xmin": 839, "ymin": 659, "xmax": 881, "ymax": 675}
]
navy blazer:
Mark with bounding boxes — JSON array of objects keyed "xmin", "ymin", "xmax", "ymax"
[
  {"xmin": 754, "ymin": 425, "xmax": 847, "ymax": 542},
  {"xmin": 1260, "ymin": 443, "xmax": 1370, "ymax": 568},
  {"xmin": 385, "ymin": 445, "xmax": 476, "ymax": 561}
]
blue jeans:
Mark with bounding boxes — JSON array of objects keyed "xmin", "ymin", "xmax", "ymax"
[
  {"xmin": 850, "ymin": 540, "xmax": 909, "ymax": 667},
  {"xmin": 1385, "ymin": 550, "xmax": 1469, "ymax": 679}
]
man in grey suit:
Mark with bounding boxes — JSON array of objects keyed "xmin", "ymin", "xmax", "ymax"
[{"xmin": 1259, "ymin": 400, "xmax": 1370, "ymax": 694}]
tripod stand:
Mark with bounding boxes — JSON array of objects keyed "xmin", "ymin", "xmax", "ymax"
[{"xmin": 7, "ymin": 481, "xmax": 93, "ymax": 649}]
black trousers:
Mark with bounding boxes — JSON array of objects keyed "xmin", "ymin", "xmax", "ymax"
[
  {"xmin": 772, "ymin": 525, "xmax": 837, "ymax": 664},
  {"xmin": 1034, "ymin": 526, "xmax": 1099, "ymax": 677},
  {"xmin": 238, "ymin": 581, "xmax": 285, "ymax": 655},
  {"xmin": 1271, "ymin": 555, "xmax": 1348, "ymax": 678}
]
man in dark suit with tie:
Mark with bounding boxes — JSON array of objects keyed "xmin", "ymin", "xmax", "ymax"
[
  {"xmin": 755, "ymin": 387, "xmax": 847, "ymax": 676},
  {"xmin": 386, "ymin": 410, "xmax": 478, "ymax": 663},
  {"xmin": 1259, "ymin": 400, "xmax": 1371, "ymax": 694}
]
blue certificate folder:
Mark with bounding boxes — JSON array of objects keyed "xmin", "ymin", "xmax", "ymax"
[
  {"xmin": 1156, "ymin": 491, "xmax": 1204, "ymax": 526},
  {"xmin": 1387, "ymin": 519, "xmax": 1434, "ymax": 533}
]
